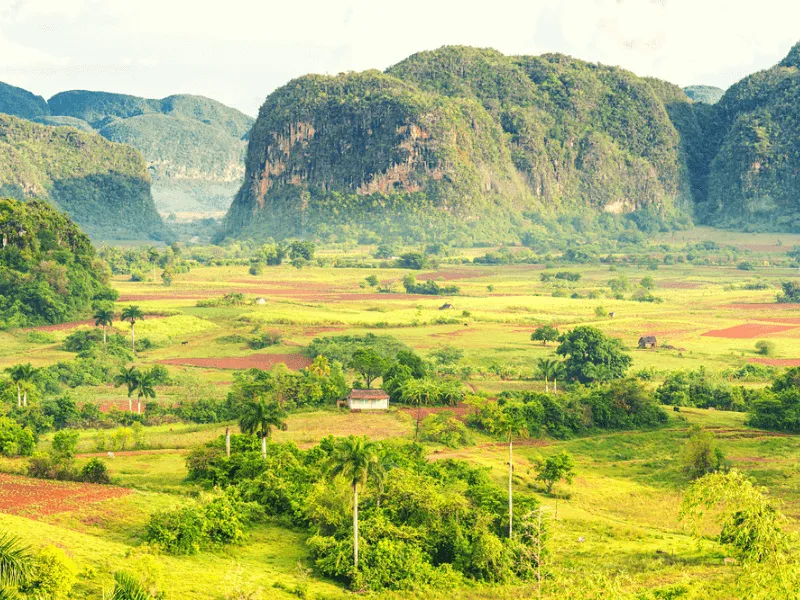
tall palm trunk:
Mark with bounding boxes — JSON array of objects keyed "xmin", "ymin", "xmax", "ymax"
[
  {"xmin": 137, "ymin": 397, "xmax": 141, "ymax": 414},
  {"xmin": 415, "ymin": 399, "xmax": 422, "ymax": 441},
  {"xmin": 22, "ymin": 389, "xmax": 27, "ymax": 407},
  {"xmin": 16, "ymin": 384, "xmax": 20, "ymax": 408},
  {"xmin": 128, "ymin": 396, "xmax": 132, "ymax": 412},
  {"xmin": 544, "ymin": 376, "xmax": 549, "ymax": 393},
  {"xmin": 261, "ymin": 433, "xmax": 267, "ymax": 459},
  {"xmin": 225, "ymin": 427, "xmax": 231, "ymax": 457},
  {"xmin": 103, "ymin": 325, "xmax": 107, "ymax": 346},
  {"xmin": 130, "ymin": 323, "xmax": 136, "ymax": 352},
  {"xmin": 508, "ymin": 431, "xmax": 514, "ymax": 539},
  {"xmin": 353, "ymin": 481, "xmax": 359, "ymax": 571},
  {"xmin": 553, "ymin": 377, "xmax": 557, "ymax": 394}
]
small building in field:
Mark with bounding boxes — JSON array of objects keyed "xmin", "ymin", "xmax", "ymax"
[
  {"xmin": 346, "ymin": 389, "xmax": 390, "ymax": 411},
  {"xmin": 439, "ymin": 303, "xmax": 455, "ymax": 310},
  {"xmin": 255, "ymin": 297, "xmax": 267, "ymax": 305},
  {"xmin": 638, "ymin": 335, "xmax": 658, "ymax": 349}
]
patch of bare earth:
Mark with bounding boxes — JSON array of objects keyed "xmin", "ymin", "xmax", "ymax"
[
  {"xmin": 158, "ymin": 353, "xmax": 311, "ymax": 370},
  {"xmin": 0, "ymin": 473, "xmax": 129, "ymax": 517},
  {"xmin": 701, "ymin": 323, "xmax": 797, "ymax": 338}
]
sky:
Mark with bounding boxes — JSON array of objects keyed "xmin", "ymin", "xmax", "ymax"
[{"xmin": 0, "ymin": 0, "xmax": 798, "ymax": 116}]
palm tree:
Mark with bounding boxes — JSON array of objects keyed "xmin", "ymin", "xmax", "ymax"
[
  {"xmin": 323, "ymin": 436, "xmax": 384, "ymax": 573},
  {"xmin": 107, "ymin": 571, "xmax": 157, "ymax": 600},
  {"xmin": 502, "ymin": 407, "xmax": 528, "ymax": 540},
  {"xmin": 308, "ymin": 355, "xmax": 331, "ymax": 377},
  {"xmin": 134, "ymin": 371, "xmax": 156, "ymax": 415},
  {"xmin": 552, "ymin": 362, "xmax": 565, "ymax": 394},
  {"xmin": 113, "ymin": 366, "xmax": 140, "ymax": 412},
  {"xmin": 120, "ymin": 306, "xmax": 144, "ymax": 352},
  {"xmin": 401, "ymin": 378, "xmax": 437, "ymax": 441},
  {"xmin": 5, "ymin": 364, "xmax": 35, "ymax": 408},
  {"xmin": 0, "ymin": 533, "xmax": 30, "ymax": 590},
  {"xmin": 94, "ymin": 307, "xmax": 115, "ymax": 347},
  {"xmin": 238, "ymin": 398, "xmax": 287, "ymax": 459},
  {"xmin": 537, "ymin": 358, "xmax": 559, "ymax": 394}
]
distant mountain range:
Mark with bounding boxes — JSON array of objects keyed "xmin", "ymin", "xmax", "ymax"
[
  {"xmin": 3, "ymin": 42, "xmax": 800, "ymax": 244},
  {"xmin": 220, "ymin": 43, "xmax": 800, "ymax": 241},
  {"xmin": 0, "ymin": 84, "xmax": 253, "ymax": 215}
]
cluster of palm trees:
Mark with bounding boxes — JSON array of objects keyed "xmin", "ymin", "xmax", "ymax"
[
  {"xmin": 113, "ymin": 366, "xmax": 156, "ymax": 414},
  {"xmin": 93, "ymin": 305, "xmax": 144, "ymax": 352},
  {"xmin": 398, "ymin": 378, "xmax": 464, "ymax": 440},
  {"xmin": 4, "ymin": 363, "xmax": 36, "ymax": 408},
  {"xmin": 537, "ymin": 357, "xmax": 564, "ymax": 394}
]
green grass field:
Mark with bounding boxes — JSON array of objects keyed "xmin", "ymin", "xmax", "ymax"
[{"xmin": 2, "ymin": 236, "xmax": 800, "ymax": 599}]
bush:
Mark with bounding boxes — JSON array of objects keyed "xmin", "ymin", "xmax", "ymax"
[
  {"xmin": 81, "ymin": 458, "xmax": 112, "ymax": 484},
  {"xmin": 420, "ymin": 412, "xmax": 474, "ymax": 448},
  {"xmin": 0, "ymin": 417, "xmax": 35, "ymax": 456},
  {"xmin": 680, "ymin": 427, "xmax": 728, "ymax": 479},
  {"xmin": 247, "ymin": 330, "xmax": 282, "ymax": 349},
  {"xmin": 20, "ymin": 546, "xmax": 76, "ymax": 599},
  {"xmin": 755, "ymin": 340, "xmax": 777, "ymax": 356},
  {"xmin": 146, "ymin": 506, "xmax": 205, "ymax": 555}
]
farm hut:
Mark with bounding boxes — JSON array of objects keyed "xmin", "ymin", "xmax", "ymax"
[
  {"xmin": 255, "ymin": 298, "xmax": 267, "ymax": 305},
  {"xmin": 638, "ymin": 336, "xmax": 657, "ymax": 349},
  {"xmin": 346, "ymin": 389, "xmax": 390, "ymax": 411},
  {"xmin": 439, "ymin": 303, "xmax": 455, "ymax": 310}
]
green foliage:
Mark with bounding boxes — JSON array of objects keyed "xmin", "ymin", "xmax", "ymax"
[
  {"xmin": 755, "ymin": 340, "xmax": 777, "ymax": 356},
  {"xmin": 0, "ymin": 418, "xmax": 35, "ymax": 457},
  {"xmin": 0, "ymin": 198, "xmax": 118, "ymax": 328},
  {"xmin": 303, "ymin": 333, "xmax": 408, "ymax": 365},
  {"xmin": 683, "ymin": 85, "xmax": 725, "ymax": 105},
  {"xmin": 0, "ymin": 116, "xmax": 165, "ymax": 240},
  {"xmin": 680, "ymin": 470, "xmax": 793, "ymax": 563},
  {"xmin": 777, "ymin": 281, "xmax": 800, "ymax": 303},
  {"xmin": 402, "ymin": 274, "xmax": 459, "ymax": 296},
  {"xmin": 18, "ymin": 546, "xmax": 76, "ymax": 600},
  {"xmin": 80, "ymin": 457, "xmax": 112, "ymax": 484},
  {"xmin": 531, "ymin": 324, "xmax": 559, "ymax": 346},
  {"xmin": 655, "ymin": 369, "xmax": 751, "ymax": 411},
  {"xmin": 532, "ymin": 451, "xmax": 576, "ymax": 494},
  {"xmin": 145, "ymin": 506, "xmax": 205, "ymax": 555},
  {"xmin": 0, "ymin": 81, "xmax": 49, "ymax": 119},
  {"xmin": 680, "ymin": 426, "xmax": 729, "ymax": 479},
  {"xmin": 556, "ymin": 326, "xmax": 632, "ymax": 383},
  {"xmin": 227, "ymin": 362, "xmax": 347, "ymax": 411},
  {"xmin": 419, "ymin": 411, "xmax": 474, "ymax": 448},
  {"xmin": 247, "ymin": 330, "xmax": 282, "ymax": 349}
]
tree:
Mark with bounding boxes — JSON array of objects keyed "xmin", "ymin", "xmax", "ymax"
[
  {"xmin": 681, "ymin": 426, "xmax": 728, "ymax": 479},
  {"xmin": 556, "ymin": 326, "xmax": 632, "ymax": 384},
  {"xmin": 365, "ymin": 274, "xmax": 379, "ymax": 287},
  {"xmin": 5, "ymin": 363, "xmax": 35, "ymax": 408},
  {"xmin": 501, "ymin": 405, "xmax": 528, "ymax": 539},
  {"xmin": 639, "ymin": 276, "xmax": 656, "ymax": 290},
  {"xmin": 532, "ymin": 452, "xmax": 576, "ymax": 494},
  {"xmin": 531, "ymin": 325, "xmax": 559, "ymax": 346},
  {"xmin": 428, "ymin": 345, "xmax": 464, "ymax": 366},
  {"xmin": 93, "ymin": 307, "xmax": 115, "ymax": 347},
  {"xmin": 401, "ymin": 378, "xmax": 437, "ymax": 440},
  {"xmin": 536, "ymin": 358, "xmax": 559, "ymax": 393},
  {"xmin": 121, "ymin": 306, "xmax": 145, "ymax": 352},
  {"xmin": 680, "ymin": 470, "xmax": 790, "ymax": 564},
  {"xmin": 238, "ymin": 399, "xmax": 287, "ymax": 459},
  {"xmin": 322, "ymin": 436, "xmax": 385, "ymax": 573},
  {"xmin": 113, "ymin": 366, "xmax": 140, "ymax": 412},
  {"xmin": 0, "ymin": 533, "xmax": 31, "ymax": 589},
  {"xmin": 134, "ymin": 371, "xmax": 157, "ymax": 415},
  {"xmin": 349, "ymin": 349, "xmax": 386, "ymax": 389},
  {"xmin": 777, "ymin": 281, "xmax": 800, "ymax": 303}
]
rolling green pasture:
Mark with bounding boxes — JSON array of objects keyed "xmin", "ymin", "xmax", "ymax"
[{"xmin": 2, "ymin": 239, "xmax": 800, "ymax": 598}]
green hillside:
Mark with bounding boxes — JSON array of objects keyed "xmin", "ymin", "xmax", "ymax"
[
  {"xmin": 0, "ymin": 114, "xmax": 165, "ymax": 240},
  {"xmin": 683, "ymin": 85, "xmax": 725, "ymax": 104},
  {"xmin": 0, "ymin": 197, "xmax": 116, "ymax": 327},
  {"xmin": 0, "ymin": 81, "xmax": 48, "ymax": 120},
  {"xmin": 222, "ymin": 47, "xmax": 694, "ymax": 243},
  {"xmin": 48, "ymin": 90, "xmax": 253, "ymax": 212},
  {"xmin": 693, "ymin": 43, "xmax": 800, "ymax": 231}
]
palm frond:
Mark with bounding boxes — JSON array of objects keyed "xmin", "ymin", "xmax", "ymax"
[
  {"xmin": 0, "ymin": 534, "xmax": 30, "ymax": 587},
  {"xmin": 108, "ymin": 571, "xmax": 155, "ymax": 600}
]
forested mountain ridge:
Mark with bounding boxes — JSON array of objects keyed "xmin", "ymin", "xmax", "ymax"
[
  {"xmin": 0, "ymin": 114, "xmax": 165, "ymax": 240},
  {"xmin": 222, "ymin": 47, "xmax": 695, "ymax": 243},
  {"xmin": 0, "ymin": 86, "xmax": 254, "ymax": 214}
]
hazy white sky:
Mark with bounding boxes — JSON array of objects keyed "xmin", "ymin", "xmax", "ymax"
[{"xmin": 0, "ymin": 0, "xmax": 797, "ymax": 115}]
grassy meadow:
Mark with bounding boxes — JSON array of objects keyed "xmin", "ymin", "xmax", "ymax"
[{"xmin": 2, "ymin": 231, "xmax": 800, "ymax": 599}]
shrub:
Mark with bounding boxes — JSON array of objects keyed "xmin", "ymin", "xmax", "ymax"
[
  {"xmin": 146, "ymin": 506, "xmax": 205, "ymax": 555},
  {"xmin": 247, "ymin": 330, "xmax": 282, "ymax": 349},
  {"xmin": 755, "ymin": 340, "xmax": 776, "ymax": 356},
  {"xmin": 0, "ymin": 417, "xmax": 35, "ymax": 456},
  {"xmin": 81, "ymin": 458, "xmax": 111, "ymax": 484},
  {"xmin": 680, "ymin": 427, "xmax": 728, "ymax": 479},
  {"xmin": 20, "ymin": 546, "xmax": 76, "ymax": 599},
  {"xmin": 419, "ymin": 412, "xmax": 474, "ymax": 448}
]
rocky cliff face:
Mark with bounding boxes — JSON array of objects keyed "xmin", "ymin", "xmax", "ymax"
[
  {"xmin": 222, "ymin": 47, "xmax": 694, "ymax": 242},
  {"xmin": 0, "ymin": 114, "xmax": 165, "ymax": 240}
]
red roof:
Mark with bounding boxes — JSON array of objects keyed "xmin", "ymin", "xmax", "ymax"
[{"xmin": 348, "ymin": 389, "xmax": 389, "ymax": 399}]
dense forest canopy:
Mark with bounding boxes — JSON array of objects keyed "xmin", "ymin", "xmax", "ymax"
[{"xmin": 0, "ymin": 198, "xmax": 117, "ymax": 327}]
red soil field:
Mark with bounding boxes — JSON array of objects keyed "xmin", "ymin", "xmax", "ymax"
[
  {"xmin": 28, "ymin": 314, "xmax": 168, "ymax": 332},
  {"xmin": 399, "ymin": 403, "xmax": 476, "ymax": 421},
  {"xmin": 701, "ymin": 323, "xmax": 797, "ymax": 338},
  {"xmin": 0, "ymin": 473, "xmax": 129, "ymax": 517},
  {"xmin": 749, "ymin": 358, "xmax": 800, "ymax": 367},
  {"xmin": 158, "ymin": 353, "xmax": 312, "ymax": 370}
]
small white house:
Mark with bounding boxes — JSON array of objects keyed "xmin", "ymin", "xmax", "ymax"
[
  {"xmin": 346, "ymin": 389, "xmax": 390, "ymax": 411},
  {"xmin": 255, "ymin": 297, "xmax": 267, "ymax": 305}
]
